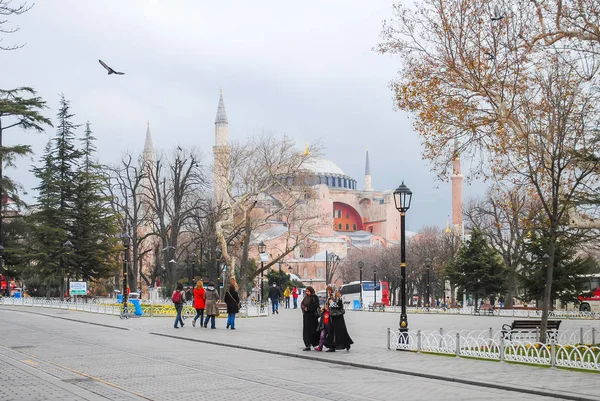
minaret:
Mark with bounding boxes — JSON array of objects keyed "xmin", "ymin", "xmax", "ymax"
[
  {"xmin": 143, "ymin": 121, "xmax": 154, "ymax": 164},
  {"xmin": 364, "ymin": 147, "xmax": 373, "ymax": 191},
  {"xmin": 213, "ymin": 89, "xmax": 230, "ymax": 204},
  {"xmin": 451, "ymin": 142, "xmax": 463, "ymax": 234}
]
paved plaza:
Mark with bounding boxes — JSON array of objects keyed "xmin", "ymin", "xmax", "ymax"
[{"xmin": 0, "ymin": 305, "xmax": 599, "ymax": 401}]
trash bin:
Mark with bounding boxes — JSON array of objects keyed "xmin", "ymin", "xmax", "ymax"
[
  {"xmin": 130, "ymin": 299, "xmax": 143, "ymax": 316},
  {"xmin": 353, "ymin": 300, "xmax": 361, "ymax": 310},
  {"xmin": 117, "ymin": 294, "xmax": 123, "ymax": 303}
]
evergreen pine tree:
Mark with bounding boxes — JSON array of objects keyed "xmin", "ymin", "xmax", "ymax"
[
  {"xmin": 28, "ymin": 95, "xmax": 81, "ymax": 298},
  {"xmin": 71, "ymin": 122, "xmax": 119, "ymax": 281},
  {"xmin": 445, "ymin": 230, "xmax": 507, "ymax": 306}
]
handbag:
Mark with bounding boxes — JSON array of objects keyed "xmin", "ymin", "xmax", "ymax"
[{"xmin": 330, "ymin": 307, "xmax": 345, "ymax": 317}]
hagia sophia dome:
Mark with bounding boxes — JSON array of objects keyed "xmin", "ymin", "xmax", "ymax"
[{"xmin": 300, "ymin": 156, "xmax": 358, "ymax": 190}]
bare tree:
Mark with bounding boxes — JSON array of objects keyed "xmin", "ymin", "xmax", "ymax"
[
  {"xmin": 0, "ymin": 1, "xmax": 33, "ymax": 50},
  {"xmin": 144, "ymin": 147, "xmax": 206, "ymax": 287},
  {"xmin": 214, "ymin": 133, "xmax": 319, "ymax": 298}
]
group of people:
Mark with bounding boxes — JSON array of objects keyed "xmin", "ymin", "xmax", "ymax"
[
  {"xmin": 171, "ymin": 279, "xmax": 240, "ymax": 330},
  {"xmin": 301, "ymin": 285, "xmax": 353, "ymax": 352},
  {"xmin": 268, "ymin": 285, "xmax": 300, "ymax": 313}
]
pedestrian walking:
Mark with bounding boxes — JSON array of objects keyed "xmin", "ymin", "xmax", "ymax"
[
  {"xmin": 185, "ymin": 286, "xmax": 192, "ymax": 302},
  {"xmin": 325, "ymin": 290, "xmax": 353, "ymax": 352},
  {"xmin": 192, "ymin": 281, "xmax": 205, "ymax": 327},
  {"xmin": 292, "ymin": 286, "xmax": 299, "ymax": 309},
  {"xmin": 224, "ymin": 284, "xmax": 240, "ymax": 330},
  {"xmin": 301, "ymin": 286, "xmax": 320, "ymax": 351},
  {"xmin": 283, "ymin": 286, "xmax": 291, "ymax": 309},
  {"xmin": 268, "ymin": 283, "xmax": 281, "ymax": 314},
  {"xmin": 203, "ymin": 281, "xmax": 220, "ymax": 329},
  {"xmin": 172, "ymin": 282, "xmax": 185, "ymax": 329}
]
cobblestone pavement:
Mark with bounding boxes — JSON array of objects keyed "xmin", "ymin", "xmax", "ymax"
[{"xmin": 1, "ymin": 305, "xmax": 598, "ymax": 401}]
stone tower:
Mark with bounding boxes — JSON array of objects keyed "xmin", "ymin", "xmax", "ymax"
[
  {"xmin": 364, "ymin": 147, "xmax": 373, "ymax": 191},
  {"xmin": 213, "ymin": 90, "xmax": 230, "ymax": 204},
  {"xmin": 450, "ymin": 144, "xmax": 463, "ymax": 234}
]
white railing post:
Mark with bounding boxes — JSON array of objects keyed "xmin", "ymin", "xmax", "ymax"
[
  {"xmin": 580, "ymin": 327, "xmax": 584, "ymax": 344},
  {"xmin": 455, "ymin": 332, "xmax": 460, "ymax": 357},
  {"xmin": 536, "ymin": 327, "xmax": 540, "ymax": 342},
  {"xmin": 417, "ymin": 330, "xmax": 422, "ymax": 353},
  {"xmin": 499, "ymin": 334, "xmax": 505, "ymax": 363},
  {"xmin": 592, "ymin": 327, "xmax": 596, "ymax": 345},
  {"xmin": 550, "ymin": 338, "xmax": 557, "ymax": 369}
]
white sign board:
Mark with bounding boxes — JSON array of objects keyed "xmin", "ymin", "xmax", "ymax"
[
  {"xmin": 69, "ymin": 281, "xmax": 87, "ymax": 296},
  {"xmin": 259, "ymin": 253, "xmax": 269, "ymax": 263}
]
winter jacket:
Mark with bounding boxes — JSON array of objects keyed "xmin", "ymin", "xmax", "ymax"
[
  {"xmin": 224, "ymin": 289, "xmax": 240, "ymax": 314},
  {"xmin": 268, "ymin": 286, "xmax": 281, "ymax": 300},
  {"xmin": 193, "ymin": 287, "xmax": 206, "ymax": 309},
  {"xmin": 204, "ymin": 286, "xmax": 220, "ymax": 316}
]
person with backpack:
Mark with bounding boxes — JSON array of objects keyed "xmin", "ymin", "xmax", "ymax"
[
  {"xmin": 172, "ymin": 282, "xmax": 185, "ymax": 329},
  {"xmin": 192, "ymin": 281, "xmax": 206, "ymax": 327},
  {"xmin": 224, "ymin": 284, "xmax": 240, "ymax": 330},
  {"xmin": 203, "ymin": 281, "xmax": 220, "ymax": 329}
]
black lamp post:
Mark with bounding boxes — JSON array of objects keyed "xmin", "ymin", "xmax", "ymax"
[
  {"xmin": 393, "ymin": 181, "xmax": 413, "ymax": 344},
  {"xmin": 258, "ymin": 241, "xmax": 266, "ymax": 304},
  {"xmin": 120, "ymin": 234, "xmax": 130, "ymax": 312},
  {"xmin": 60, "ymin": 240, "xmax": 74, "ymax": 301},
  {"xmin": 358, "ymin": 260, "xmax": 364, "ymax": 308},
  {"xmin": 190, "ymin": 252, "xmax": 197, "ymax": 286},
  {"xmin": 373, "ymin": 266, "xmax": 377, "ymax": 304},
  {"xmin": 425, "ymin": 257, "xmax": 431, "ymax": 308},
  {"xmin": 0, "ymin": 244, "xmax": 6, "ymax": 297}
]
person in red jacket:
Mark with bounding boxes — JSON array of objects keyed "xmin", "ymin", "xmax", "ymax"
[
  {"xmin": 192, "ymin": 281, "xmax": 206, "ymax": 327},
  {"xmin": 292, "ymin": 286, "xmax": 299, "ymax": 309}
]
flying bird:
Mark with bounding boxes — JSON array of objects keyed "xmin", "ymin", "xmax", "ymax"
[
  {"xmin": 98, "ymin": 59, "xmax": 125, "ymax": 75},
  {"xmin": 486, "ymin": 52, "xmax": 495, "ymax": 60},
  {"xmin": 491, "ymin": 5, "xmax": 504, "ymax": 21}
]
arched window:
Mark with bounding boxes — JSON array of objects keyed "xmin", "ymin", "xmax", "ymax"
[
  {"xmin": 345, "ymin": 224, "xmax": 349, "ymax": 230},
  {"xmin": 353, "ymin": 224, "xmax": 357, "ymax": 230},
  {"xmin": 338, "ymin": 224, "xmax": 342, "ymax": 230},
  {"xmin": 303, "ymin": 268, "xmax": 308, "ymax": 277},
  {"xmin": 317, "ymin": 267, "xmax": 324, "ymax": 278}
]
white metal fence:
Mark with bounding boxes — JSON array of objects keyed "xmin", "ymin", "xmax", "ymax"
[
  {"xmin": 349, "ymin": 304, "xmax": 600, "ymax": 319},
  {"xmin": 0, "ymin": 297, "xmax": 269, "ymax": 318},
  {"xmin": 388, "ymin": 328, "xmax": 600, "ymax": 372}
]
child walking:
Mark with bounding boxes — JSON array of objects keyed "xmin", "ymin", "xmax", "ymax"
[{"xmin": 314, "ymin": 302, "xmax": 330, "ymax": 351}]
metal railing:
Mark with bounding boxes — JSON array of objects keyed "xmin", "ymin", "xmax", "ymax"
[
  {"xmin": 388, "ymin": 327, "xmax": 600, "ymax": 372},
  {"xmin": 0, "ymin": 297, "xmax": 269, "ymax": 318}
]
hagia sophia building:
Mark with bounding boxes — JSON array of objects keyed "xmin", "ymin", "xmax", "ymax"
[
  {"xmin": 210, "ymin": 91, "xmax": 464, "ymax": 292},
  {"xmin": 140, "ymin": 91, "xmax": 463, "ymax": 293}
]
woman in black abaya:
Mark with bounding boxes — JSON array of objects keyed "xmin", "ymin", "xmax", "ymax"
[{"xmin": 301, "ymin": 286, "xmax": 320, "ymax": 351}]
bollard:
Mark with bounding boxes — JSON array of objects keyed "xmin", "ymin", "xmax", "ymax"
[
  {"xmin": 440, "ymin": 328, "xmax": 444, "ymax": 348},
  {"xmin": 455, "ymin": 332, "xmax": 460, "ymax": 357},
  {"xmin": 499, "ymin": 335, "xmax": 505, "ymax": 363},
  {"xmin": 489, "ymin": 327, "xmax": 493, "ymax": 339},
  {"xmin": 417, "ymin": 330, "xmax": 422, "ymax": 353},
  {"xmin": 593, "ymin": 328, "xmax": 596, "ymax": 345},
  {"xmin": 580, "ymin": 327, "xmax": 584, "ymax": 345},
  {"xmin": 387, "ymin": 328, "xmax": 391, "ymax": 350},
  {"xmin": 536, "ymin": 327, "xmax": 540, "ymax": 342}
]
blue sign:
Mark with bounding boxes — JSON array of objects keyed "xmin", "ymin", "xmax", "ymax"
[{"xmin": 362, "ymin": 282, "xmax": 380, "ymax": 291}]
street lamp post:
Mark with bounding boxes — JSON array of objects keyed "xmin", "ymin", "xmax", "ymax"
[
  {"xmin": 120, "ymin": 233, "xmax": 130, "ymax": 316},
  {"xmin": 258, "ymin": 241, "xmax": 266, "ymax": 304},
  {"xmin": 393, "ymin": 181, "xmax": 413, "ymax": 344},
  {"xmin": 373, "ymin": 267, "xmax": 377, "ymax": 304},
  {"xmin": 358, "ymin": 260, "xmax": 364, "ymax": 308},
  {"xmin": 425, "ymin": 257, "xmax": 431, "ymax": 308},
  {"xmin": 60, "ymin": 240, "xmax": 74, "ymax": 301},
  {"xmin": 190, "ymin": 252, "xmax": 197, "ymax": 287}
]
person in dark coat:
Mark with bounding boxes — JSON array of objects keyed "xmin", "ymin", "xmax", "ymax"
[
  {"xmin": 325, "ymin": 290, "xmax": 354, "ymax": 352},
  {"xmin": 301, "ymin": 286, "xmax": 320, "ymax": 351},
  {"xmin": 224, "ymin": 284, "xmax": 240, "ymax": 330},
  {"xmin": 268, "ymin": 283, "xmax": 281, "ymax": 314},
  {"xmin": 203, "ymin": 281, "xmax": 220, "ymax": 329}
]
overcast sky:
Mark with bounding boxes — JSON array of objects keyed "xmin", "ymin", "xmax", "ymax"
[{"xmin": 1, "ymin": 0, "xmax": 487, "ymax": 231}]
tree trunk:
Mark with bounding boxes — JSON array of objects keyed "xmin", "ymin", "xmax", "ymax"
[{"xmin": 540, "ymin": 237, "xmax": 556, "ymax": 343}]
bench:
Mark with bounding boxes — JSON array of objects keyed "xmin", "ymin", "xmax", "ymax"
[
  {"xmin": 501, "ymin": 320, "xmax": 562, "ymax": 342},
  {"xmin": 473, "ymin": 304, "xmax": 495, "ymax": 316},
  {"xmin": 216, "ymin": 302, "xmax": 228, "ymax": 315},
  {"xmin": 368, "ymin": 302, "xmax": 385, "ymax": 312}
]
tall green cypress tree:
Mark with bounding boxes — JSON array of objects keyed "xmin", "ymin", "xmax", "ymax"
[{"xmin": 71, "ymin": 122, "xmax": 119, "ymax": 281}]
